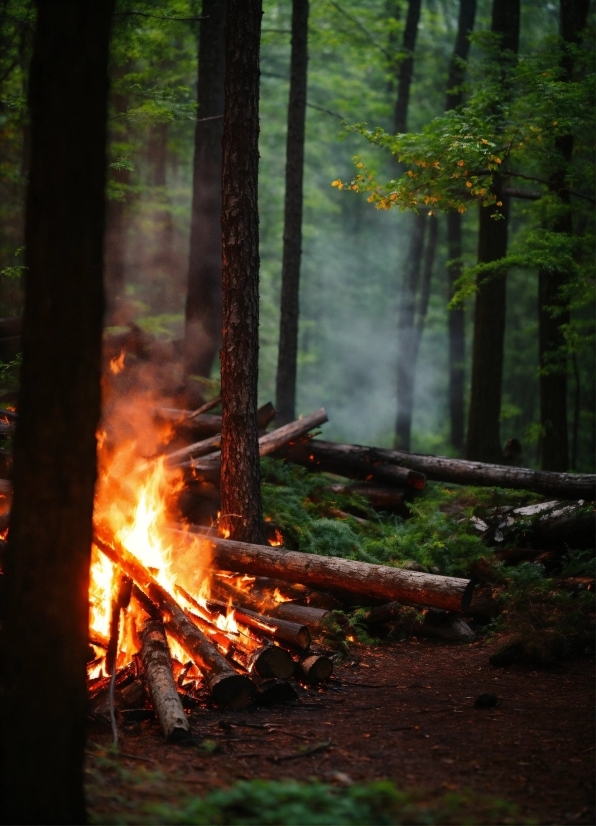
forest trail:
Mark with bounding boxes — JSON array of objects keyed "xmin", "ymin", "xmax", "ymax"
[{"xmin": 87, "ymin": 638, "xmax": 594, "ymax": 824}]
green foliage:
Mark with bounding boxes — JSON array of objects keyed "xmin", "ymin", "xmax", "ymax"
[
  {"xmin": 0, "ymin": 353, "xmax": 21, "ymax": 391},
  {"xmin": 261, "ymin": 459, "xmax": 542, "ymax": 577},
  {"xmin": 493, "ymin": 561, "xmax": 595, "ymax": 666},
  {"xmin": 91, "ymin": 775, "xmax": 521, "ymax": 826}
]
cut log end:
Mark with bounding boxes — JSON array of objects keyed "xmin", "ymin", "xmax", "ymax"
[
  {"xmin": 300, "ymin": 654, "xmax": 333, "ymax": 685},
  {"xmin": 207, "ymin": 672, "xmax": 256, "ymax": 709},
  {"xmin": 250, "ymin": 645, "xmax": 295, "ymax": 680}
]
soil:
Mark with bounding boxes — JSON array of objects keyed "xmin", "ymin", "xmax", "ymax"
[{"xmin": 87, "ymin": 637, "xmax": 595, "ymax": 824}]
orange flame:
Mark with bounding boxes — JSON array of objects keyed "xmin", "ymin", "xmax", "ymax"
[{"xmin": 109, "ymin": 350, "xmax": 125, "ymax": 374}]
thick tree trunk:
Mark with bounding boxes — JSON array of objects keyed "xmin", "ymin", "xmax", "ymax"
[
  {"xmin": 466, "ymin": 0, "xmax": 519, "ymax": 463},
  {"xmin": 275, "ymin": 0, "xmax": 309, "ymax": 425},
  {"xmin": 184, "ymin": 0, "xmax": 226, "ymax": 384},
  {"xmin": 537, "ymin": 0, "xmax": 589, "ymax": 471},
  {"xmin": 0, "ymin": 3, "xmax": 114, "ymax": 823},
  {"xmin": 220, "ymin": 0, "xmax": 266, "ymax": 544},
  {"xmin": 393, "ymin": 0, "xmax": 423, "ymax": 451},
  {"xmin": 445, "ymin": 0, "xmax": 477, "ymax": 454},
  {"xmin": 201, "ymin": 534, "xmax": 474, "ymax": 612}
]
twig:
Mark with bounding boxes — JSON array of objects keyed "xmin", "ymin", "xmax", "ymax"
[
  {"xmin": 271, "ymin": 740, "xmax": 332, "ymax": 762},
  {"xmin": 327, "ymin": 1, "xmax": 391, "ymax": 60},
  {"xmin": 187, "ymin": 395, "xmax": 221, "ymax": 420},
  {"xmin": 108, "ymin": 669, "xmax": 119, "ymax": 748},
  {"xmin": 336, "ymin": 679, "xmax": 404, "ymax": 688},
  {"xmin": 306, "ymin": 102, "xmax": 345, "ymax": 121},
  {"xmin": 119, "ymin": 751, "xmax": 157, "ymax": 764}
]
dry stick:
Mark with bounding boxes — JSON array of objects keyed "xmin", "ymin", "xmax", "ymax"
[
  {"xmin": 139, "ymin": 618, "xmax": 191, "ymax": 742},
  {"xmin": 187, "ymin": 395, "xmax": 221, "ymax": 420},
  {"xmin": 178, "ymin": 408, "xmax": 328, "ymax": 470},
  {"xmin": 93, "ymin": 532, "xmax": 256, "ymax": 708},
  {"xmin": 188, "ymin": 532, "xmax": 474, "ymax": 613}
]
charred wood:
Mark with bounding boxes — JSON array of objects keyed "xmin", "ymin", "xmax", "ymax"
[
  {"xmin": 94, "ymin": 532, "xmax": 256, "ymax": 708},
  {"xmin": 139, "ymin": 618, "xmax": 191, "ymax": 742},
  {"xmin": 254, "ymin": 677, "xmax": 299, "ymax": 706}
]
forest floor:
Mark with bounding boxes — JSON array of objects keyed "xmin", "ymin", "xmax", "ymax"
[{"xmin": 86, "ymin": 637, "xmax": 595, "ymax": 825}]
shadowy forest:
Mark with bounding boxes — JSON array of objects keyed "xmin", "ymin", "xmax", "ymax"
[
  {"xmin": 1, "ymin": 0, "xmax": 594, "ymax": 469},
  {"xmin": 0, "ymin": 1, "xmax": 594, "ymax": 825}
]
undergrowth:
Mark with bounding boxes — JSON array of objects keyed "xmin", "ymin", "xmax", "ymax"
[
  {"xmin": 260, "ymin": 458, "xmax": 541, "ymax": 576},
  {"xmin": 87, "ymin": 751, "xmax": 523, "ymax": 825}
]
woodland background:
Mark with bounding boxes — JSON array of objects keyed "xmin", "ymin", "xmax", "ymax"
[{"xmin": 0, "ymin": 0, "xmax": 594, "ymax": 468}]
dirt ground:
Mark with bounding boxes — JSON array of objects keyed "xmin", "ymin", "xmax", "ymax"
[{"xmin": 87, "ymin": 637, "xmax": 595, "ymax": 824}]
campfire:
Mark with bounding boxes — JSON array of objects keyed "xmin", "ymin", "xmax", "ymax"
[{"xmin": 86, "ymin": 393, "xmax": 338, "ymax": 743}]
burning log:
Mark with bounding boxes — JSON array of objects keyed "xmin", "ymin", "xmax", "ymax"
[
  {"xmin": 139, "ymin": 618, "xmax": 191, "ymax": 742},
  {"xmin": 165, "ymin": 434, "xmax": 221, "ymax": 467},
  {"xmin": 269, "ymin": 602, "xmax": 330, "ymax": 631},
  {"xmin": 300, "ymin": 444, "xmax": 596, "ymax": 499},
  {"xmin": 94, "ymin": 533, "xmax": 256, "ymax": 708},
  {"xmin": 206, "ymin": 598, "xmax": 311, "ymax": 652},
  {"xmin": 106, "ymin": 574, "xmax": 132, "ymax": 675},
  {"xmin": 273, "ymin": 439, "xmax": 426, "ymax": 490},
  {"xmin": 180, "ymin": 408, "xmax": 329, "ymax": 473},
  {"xmin": 298, "ymin": 654, "xmax": 333, "ymax": 685},
  {"xmin": 193, "ymin": 533, "xmax": 474, "ymax": 613},
  {"xmin": 183, "ymin": 605, "xmax": 295, "ymax": 680}
]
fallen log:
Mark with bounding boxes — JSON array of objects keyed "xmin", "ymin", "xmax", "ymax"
[
  {"xmin": 164, "ymin": 433, "xmax": 221, "ymax": 467},
  {"xmin": 274, "ymin": 439, "xmax": 425, "ymax": 490},
  {"xmin": 139, "ymin": 618, "xmax": 191, "ymax": 742},
  {"xmin": 180, "ymin": 408, "xmax": 328, "ymax": 472},
  {"xmin": 327, "ymin": 483, "xmax": 406, "ymax": 511},
  {"xmin": 307, "ymin": 445, "xmax": 595, "ymax": 499},
  {"xmin": 205, "ymin": 598, "xmax": 311, "ymax": 652},
  {"xmin": 94, "ymin": 532, "xmax": 256, "ymax": 708},
  {"xmin": 269, "ymin": 602, "xmax": 330, "ymax": 631},
  {"xmin": 362, "ymin": 602, "xmax": 475, "ymax": 641},
  {"xmin": 184, "ymin": 532, "xmax": 474, "ymax": 613}
]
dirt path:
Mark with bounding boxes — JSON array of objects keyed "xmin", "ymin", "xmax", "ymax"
[{"xmin": 87, "ymin": 638, "xmax": 595, "ymax": 824}]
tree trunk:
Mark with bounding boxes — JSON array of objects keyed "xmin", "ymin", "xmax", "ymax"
[
  {"xmin": 537, "ymin": 0, "xmax": 589, "ymax": 471},
  {"xmin": 393, "ymin": 0, "xmax": 422, "ymax": 135},
  {"xmin": 395, "ymin": 212, "xmax": 426, "ymax": 450},
  {"xmin": 393, "ymin": 0, "xmax": 423, "ymax": 451},
  {"xmin": 0, "ymin": 3, "xmax": 114, "ymax": 823},
  {"xmin": 445, "ymin": 0, "xmax": 477, "ymax": 454},
  {"xmin": 275, "ymin": 0, "xmax": 309, "ymax": 426},
  {"xmin": 220, "ymin": 0, "xmax": 266, "ymax": 544},
  {"xmin": 184, "ymin": 0, "xmax": 226, "ymax": 385},
  {"xmin": 465, "ymin": 0, "xmax": 520, "ymax": 463}
]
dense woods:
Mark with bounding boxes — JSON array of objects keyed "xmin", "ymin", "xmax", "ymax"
[
  {"xmin": 0, "ymin": 0, "xmax": 593, "ymax": 823},
  {"xmin": 0, "ymin": 0, "xmax": 593, "ymax": 471}
]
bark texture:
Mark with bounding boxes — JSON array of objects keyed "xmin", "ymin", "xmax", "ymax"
[
  {"xmin": 204, "ymin": 535, "xmax": 474, "ymax": 613},
  {"xmin": 275, "ymin": 0, "xmax": 309, "ymax": 425},
  {"xmin": 537, "ymin": 0, "xmax": 589, "ymax": 471},
  {"xmin": 0, "ymin": 3, "xmax": 114, "ymax": 823},
  {"xmin": 445, "ymin": 0, "xmax": 477, "ymax": 454},
  {"xmin": 220, "ymin": 0, "xmax": 266, "ymax": 544},
  {"xmin": 466, "ymin": 0, "xmax": 519, "ymax": 463},
  {"xmin": 184, "ymin": 0, "xmax": 226, "ymax": 383},
  {"xmin": 139, "ymin": 619, "xmax": 190, "ymax": 742}
]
